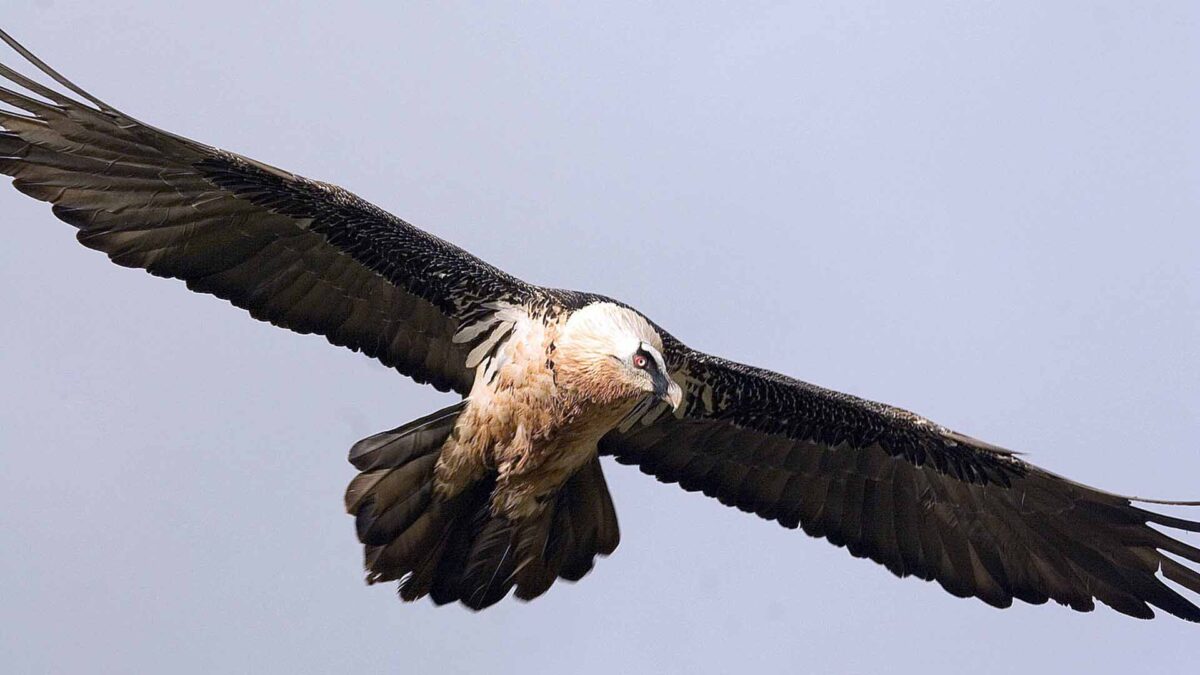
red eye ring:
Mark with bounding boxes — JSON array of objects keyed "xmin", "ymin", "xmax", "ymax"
[{"xmin": 633, "ymin": 354, "xmax": 648, "ymax": 369}]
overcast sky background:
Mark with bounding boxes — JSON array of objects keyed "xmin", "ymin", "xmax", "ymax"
[{"xmin": 1, "ymin": 2, "xmax": 1197, "ymax": 673}]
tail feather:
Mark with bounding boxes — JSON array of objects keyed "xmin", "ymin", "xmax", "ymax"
[
  {"xmin": 400, "ymin": 485, "xmax": 489, "ymax": 602},
  {"xmin": 355, "ymin": 473, "xmax": 434, "ymax": 547},
  {"xmin": 460, "ymin": 516, "xmax": 523, "ymax": 609},
  {"xmin": 348, "ymin": 402, "xmax": 466, "ymax": 472},
  {"xmin": 422, "ymin": 478, "xmax": 498, "ymax": 605},
  {"xmin": 510, "ymin": 536, "xmax": 555, "ymax": 600},
  {"xmin": 345, "ymin": 405, "xmax": 622, "ymax": 609},
  {"xmin": 365, "ymin": 507, "xmax": 447, "ymax": 584},
  {"xmin": 563, "ymin": 458, "xmax": 621, "ymax": 577},
  {"xmin": 513, "ymin": 507, "xmax": 570, "ymax": 601}
]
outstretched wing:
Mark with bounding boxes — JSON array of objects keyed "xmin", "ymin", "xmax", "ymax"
[
  {"xmin": 0, "ymin": 30, "xmax": 535, "ymax": 394},
  {"xmin": 601, "ymin": 336, "xmax": 1200, "ymax": 621}
]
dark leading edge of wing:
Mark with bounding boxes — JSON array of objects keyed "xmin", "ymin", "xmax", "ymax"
[
  {"xmin": 0, "ymin": 29, "xmax": 535, "ymax": 395},
  {"xmin": 603, "ymin": 338, "xmax": 1200, "ymax": 621}
]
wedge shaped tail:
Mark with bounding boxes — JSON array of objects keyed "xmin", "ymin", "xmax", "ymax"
[{"xmin": 344, "ymin": 403, "xmax": 620, "ymax": 610}]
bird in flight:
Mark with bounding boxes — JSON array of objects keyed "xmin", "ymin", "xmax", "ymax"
[{"xmin": 3, "ymin": 29, "xmax": 1198, "ymax": 620}]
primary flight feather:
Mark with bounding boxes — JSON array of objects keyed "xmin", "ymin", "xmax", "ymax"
[{"xmin": 3, "ymin": 29, "xmax": 1199, "ymax": 619}]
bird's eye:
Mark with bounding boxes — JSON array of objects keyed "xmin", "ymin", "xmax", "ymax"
[{"xmin": 632, "ymin": 353, "xmax": 648, "ymax": 369}]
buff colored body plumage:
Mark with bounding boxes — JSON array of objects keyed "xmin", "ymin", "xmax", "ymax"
[{"xmin": 438, "ymin": 304, "xmax": 666, "ymax": 519}]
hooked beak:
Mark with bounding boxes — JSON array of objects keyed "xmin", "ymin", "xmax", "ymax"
[{"xmin": 653, "ymin": 373, "xmax": 683, "ymax": 412}]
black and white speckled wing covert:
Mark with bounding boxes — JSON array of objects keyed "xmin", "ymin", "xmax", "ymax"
[
  {"xmin": 0, "ymin": 29, "xmax": 536, "ymax": 394},
  {"xmin": 601, "ymin": 336, "xmax": 1200, "ymax": 621}
]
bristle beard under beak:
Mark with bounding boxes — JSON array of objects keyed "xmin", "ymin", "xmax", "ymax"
[{"xmin": 657, "ymin": 380, "xmax": 683, "ymax": 412}]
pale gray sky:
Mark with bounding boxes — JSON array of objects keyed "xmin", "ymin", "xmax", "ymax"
[{"xmin": 2, "ymin": 2, "xmax": 1197, "ymax": 673}]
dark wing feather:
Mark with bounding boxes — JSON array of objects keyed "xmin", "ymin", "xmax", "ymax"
[
  {"xmin": 602, "ymin": 336, "xmax": 1200, "ymax": 621},
  {"xmin": 0, "ymin": 29, "xmax": 537, "ymax": 394}
]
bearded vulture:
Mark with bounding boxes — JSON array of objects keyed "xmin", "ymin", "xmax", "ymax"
[{"xmin": 2, "ymin": 29, "xmax": 1198, "ymax": 621}]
